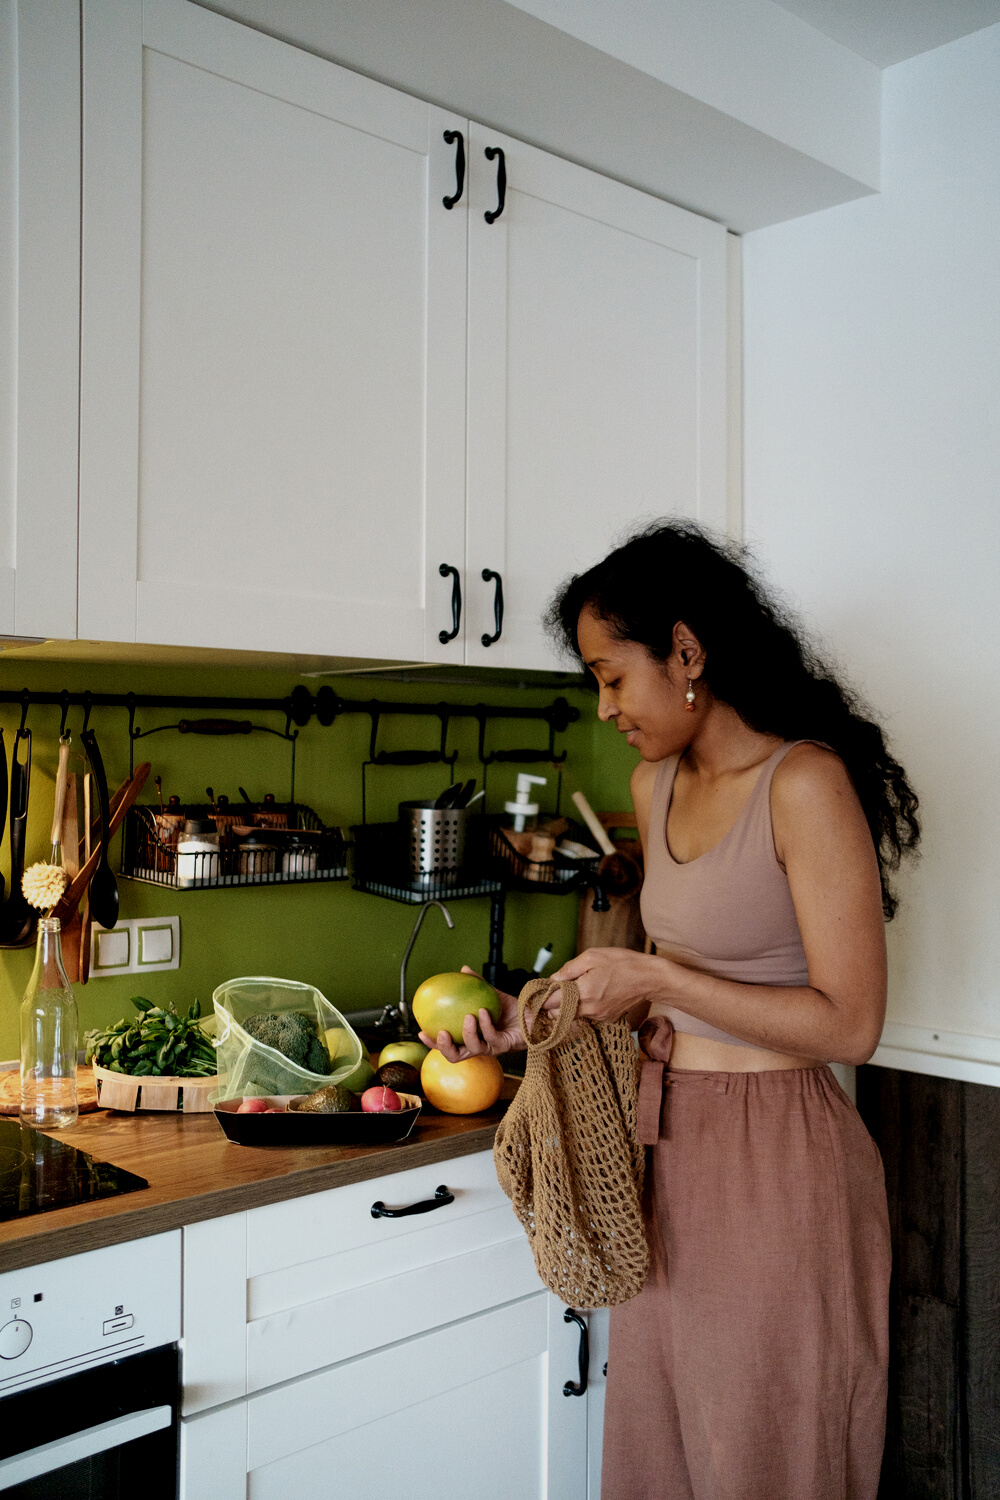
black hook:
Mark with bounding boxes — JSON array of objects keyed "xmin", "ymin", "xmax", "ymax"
[
  {"xmin": 58, "ymin": 690, "xmax": 70, "ymax": 740},
  {"xmin": 16, "ymin": 691, "xmax": 29, "ymax": 737},
  {"xmin": 81, "ymin": 692, "xmax": 93, "ymax": 733}
]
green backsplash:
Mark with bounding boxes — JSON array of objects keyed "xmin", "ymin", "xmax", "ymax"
[{"xmin": 0, "ymin": 657, "xmax": 638, "ymax": 1057}]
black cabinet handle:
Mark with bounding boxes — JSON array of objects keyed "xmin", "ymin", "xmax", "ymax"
[
  {"xmin": 484, "ymin": 146, "xmax": 506, "ymax": 224},
  {"xmin": 443, "ymin": 130, "xmax": 465, "ymax": 209},
  {"xmin": 438, "ymin": 563, "xmax": 462, "ymax": 644},
  {"xmin": 371, "ymin": 1185, "xmax": 455, "ymax": 1219},
  {"xmin": 563, "ymin": 1308, "xmax": 589, "ymax": 1396},
  {"xmin": 480, "ymin": 569, "xmax": 504, "ymax": 647}
]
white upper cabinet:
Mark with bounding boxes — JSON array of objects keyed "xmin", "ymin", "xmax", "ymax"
[
  {"xmin": 0, "ymin": 0, "xmax": 80, "ymax": 639},
  {"xmin": 79, "ymin": 0, "xmax": 468, "ymax": 661},
  {"xmin": 465, "ymin": 125, "xmax": 729, "ymax": 671},
  {"xmin": 77, "ymin": 0, "xmax": 730, "ymax": 669}
]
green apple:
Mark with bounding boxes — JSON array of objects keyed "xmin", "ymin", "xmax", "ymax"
[
  {"xmin": 337, "ymin": 1056, "xmax": 376, "ymax": 1094},
  {"xmin": 378, "ymin": 1040, "xmax": 430, "ymax": 1070},
  {"xmin": 411, "ymin": 972, "xmax": 502, "ymax": 1045}
]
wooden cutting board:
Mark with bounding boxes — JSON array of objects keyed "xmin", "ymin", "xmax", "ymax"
[{"xmin": 0, "ymin": 1065, "xmax": 101, "ymax": 1116}]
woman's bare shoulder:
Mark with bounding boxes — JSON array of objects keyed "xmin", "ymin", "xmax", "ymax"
[
  {"xmin": 630, "ymin": 757, "xmax": 659, "ymax": 805},
  {"xmin": 771, "ymin": 742, "xmax": 869, "ymax": 846}
]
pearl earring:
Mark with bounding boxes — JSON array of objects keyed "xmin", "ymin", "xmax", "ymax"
[{"xmin": 685, "ymin": 679, "xmax": 696, "ymax": 712}]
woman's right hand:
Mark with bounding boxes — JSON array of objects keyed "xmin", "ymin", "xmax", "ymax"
[{"xmin": 417, "ymin": 966, "xmax": 524, "ymax": 1062}]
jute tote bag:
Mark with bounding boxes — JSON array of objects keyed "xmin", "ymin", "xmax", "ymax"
[{"xmin": 493, "ymin": 977, "xmax": 648, "ymax": 1308}]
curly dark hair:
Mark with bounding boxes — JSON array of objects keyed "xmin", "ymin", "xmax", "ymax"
[{"xmin": 548, "ymin": 520, "xmax": 920, "ymax": 919}]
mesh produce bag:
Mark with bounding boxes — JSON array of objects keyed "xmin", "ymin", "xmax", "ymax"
[
  {"xmin": 493, "ymin": 977, "xmax": 648, "ymax": 1309},
  {"xmin": 212, "ymin": 976, "xmax": 363, "ymax": 1101}
]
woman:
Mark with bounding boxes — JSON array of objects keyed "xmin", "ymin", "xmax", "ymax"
[{"xmin": 420, "ymin": 522, "xmax": 919, "ymax": 1500}]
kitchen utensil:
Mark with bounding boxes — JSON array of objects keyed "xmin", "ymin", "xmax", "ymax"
[
  {"xmin": 571, "ymin": 790, "xmax": 643, "ymax": 897},
  {"xmin": 465, "ymin": 788, "xmax": 485, "ymax": 810},
  {"xmin": 0, "ymin": 727, "xmax": 7, "ymax": 906},
  {"xmin": 81, "ymin": 773, "xmax": 93, "ymax": 983},
  {"xmin": 49, "ymin": 735, "xmax": 71, "ymax": 864},
  {"xmin": 51, "ymin": 762, "xmax": 151, "ymax": 925},
  {"xmin": 214, "ymin": 1093, "xmax": 422, "ymax": 1147},
  {"xmin": 0, "ymin": 727, "xmax": 35, "ymax": 947},
  {"xmin": 400, "ymin": 799, "xmax": 468, "ymax": 879},
  {"xmin": 455, "ymin": 778, "xmax": 477, "ymax": 808},
  {"xmin": 80, "ymin": 728, "xmax": 119, "ymax": 928},
  {"xmin": 433, "ymin": 783, "xmax": 458, "ymax": 809}
]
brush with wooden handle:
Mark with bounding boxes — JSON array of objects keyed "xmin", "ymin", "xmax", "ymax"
[
  {"xmin": 49, "ymin": 737, "xmax": 72, "ymax": 865},
  {"xmin": 571, "ymin": 790, "xmax": 643, "ymax": 897}
]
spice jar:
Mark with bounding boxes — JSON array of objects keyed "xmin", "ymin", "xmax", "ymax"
[
  {"xmin": 239, "ymin": 832, "xmax": 276, "ymax": 880},
  {"xmin": 282, "ymin": 834, "xmax": 319, "ymax": 876},
  {"xmin": 176, "ymin": 819, "xmax": 220, "ymax": 887}
]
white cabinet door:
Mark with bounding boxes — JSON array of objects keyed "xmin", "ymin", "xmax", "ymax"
[
  {"xmin": 79, "ymin": 0, "xmax": 467, "ymax": 662},
  {"xmin": 466, "ymin": 125, "xmax": 728, "ymax": 671},
  {"xmin": 0, "ymin": 0, "xmax": 80, "ymax": 639},
  {"xmin": 586, "ymin": 1307, "xmax": 610, "ymax": 1500}
]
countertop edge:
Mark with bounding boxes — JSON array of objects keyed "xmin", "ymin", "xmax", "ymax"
[{"xmin": 0, "ymin": 1123, "xmax": 500, "ymax": 1274}]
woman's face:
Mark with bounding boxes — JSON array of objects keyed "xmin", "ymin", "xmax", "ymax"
[{"xmin": 576, "ymin": 606, "xmax": 704, "ymax": 762}]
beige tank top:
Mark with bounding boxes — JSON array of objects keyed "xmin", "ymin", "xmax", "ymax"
[{"xmin": 640, "ymin": 740, "xmax": 817, "ymax": 1049}]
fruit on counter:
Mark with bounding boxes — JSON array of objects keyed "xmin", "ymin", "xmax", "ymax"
[
  {"xmin": 237, "ymin": 1097, "xmax": 270, "ymax": 1113},
  {"xmin": 360, "ymin": 1085, "xmax": 402, "ymax": 1113},
  {"xmin": 411, "ymin": 972, "xmax": 502, "ymax": 1045},
  {"xmin": 296, "ymin": 1084, "xmax": 356, "ymax": 1114},
  {"xmin": 324, "ymin": 1026, "xmax": 361, "ymax": 1060},
  {"xmin": 337, "ymin": 1055, "xmax": 377, "ymax": 1094},
  {"xmin": 85, "ymin": 996, "xmax": 217, "ymax": 1078},
  {"xmin": 243, "ymin": 1011, "xmax": 331, "ymax": 1075},
  {"xmin": 377, "ymin": 1040, "xmax": 430, "ymax": 1070},
  {"xmin": 375, "ymin": 1061, "xmax": 421, "ymax": 1094},
  {"xmin": 420, "ymin": 1051, "xmax": 504, "ymax": 1115}
]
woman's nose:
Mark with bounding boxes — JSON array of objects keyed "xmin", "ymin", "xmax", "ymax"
[{"xmin": 597, "ymin": 695, "xmax": 618, "ymax": 723}]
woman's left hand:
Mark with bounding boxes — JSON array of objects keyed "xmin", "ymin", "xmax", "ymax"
[{"xmin": 547, "ymin": 948, "xmax": 678, "ymax": 1023}]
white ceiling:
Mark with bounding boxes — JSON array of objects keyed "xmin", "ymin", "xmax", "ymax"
[{"xmin": 773, "ymin": 0, "xmax": 1000, "ymax": 66}]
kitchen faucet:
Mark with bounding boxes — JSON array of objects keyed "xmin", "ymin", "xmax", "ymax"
[{"xmin": 398, "ymin": 899, "xmax": 455, "ymax": 1035}]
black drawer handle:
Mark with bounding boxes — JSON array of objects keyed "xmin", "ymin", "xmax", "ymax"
[
  {"xmin": 443, "ymin": 130, "xmax": 465, "ymax": 209},
  {"xmin": 371, "ymin": 1184, "xmax": 454, "ymax": 1219},
  {"xmin": 438, "ymin": 563, "xmax": 462, "ymax": 644},
  {"xmin": 480, "ymin": 569, "xmax": 504, "ymax": 647},
  {"xmin": 484, "ymin": 146, "xmax": 506, "ymax": 224},
  {"xmin": 563, "ymin": 1308, "xmax": 589, "ymax": 1396}
]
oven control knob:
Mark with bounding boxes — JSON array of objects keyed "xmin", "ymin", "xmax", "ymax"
[{"xmin": 0, "ymin": 1319, "xmax": 32, "ymax": 1359}]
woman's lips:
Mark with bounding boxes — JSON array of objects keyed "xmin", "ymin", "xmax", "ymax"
[{"xmin": 624, "ymin": 728, "xmax": 640, "ymax": 746}]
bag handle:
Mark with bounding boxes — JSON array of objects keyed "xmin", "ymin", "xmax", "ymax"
[{"xmin": 518, "ymin": 976, "xmax": 580, "ymax": 1053}]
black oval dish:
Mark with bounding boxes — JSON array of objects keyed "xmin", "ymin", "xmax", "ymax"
[{"xmin": 214, "ymin": 1094, "xmax": 422, "ymax": 1147}]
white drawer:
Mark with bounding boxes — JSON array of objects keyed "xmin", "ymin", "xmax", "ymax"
[
  {"xmin": 247, "ymin": 1233, "xmax": 541, "ymax": 1390},
  {"xmin": 247, "ymin": 1295, "xmax": 548, "ymax": 1500},
  {"xmin": 246, "ymin": 1149, "xmax": 507, "ymax": 1276}
]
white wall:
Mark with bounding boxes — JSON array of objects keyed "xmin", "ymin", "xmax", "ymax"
[{"xmin": 743, "ymin": 23, "xmax": 1000, "ymax": 1081}]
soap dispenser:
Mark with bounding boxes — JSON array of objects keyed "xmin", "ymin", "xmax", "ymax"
[{"xmin": 504, "ymin": 773, "xmax": 547, "ymax": 833}]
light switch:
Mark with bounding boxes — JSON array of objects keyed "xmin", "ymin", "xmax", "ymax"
[
  {"xmin": 95, "ymin": 929, "xmax": 130, "ymax": 970},
  {"xmin": 140, "ymin": 925, "xmax": 173, "ymax": 965},
  {"xmin": 90, "ymin": 917, "xmax": 180, "ymax": 977}
]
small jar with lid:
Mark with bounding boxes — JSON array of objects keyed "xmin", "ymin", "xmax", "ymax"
[
  {"xmin": 282, "ymin": 833, "xmax": 319, "ymax": 877},
  {"xmin": 176, "ymin": 819, "xmax": 220, "ymax": 887},
  {"xmin": 239, "ymin": 832, "xmax": 276, "ymax": 881}
]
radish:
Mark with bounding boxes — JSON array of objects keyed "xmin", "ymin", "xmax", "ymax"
[
  {"xmin": 237, "ymin": 1097, "xmax": 269, "ymax": 1113},
  {"xmin": 360, "ymin": 1085, "xmax": 401, "ymax": 1113}
]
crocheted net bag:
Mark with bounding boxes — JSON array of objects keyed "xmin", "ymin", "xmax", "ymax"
[{"xmin": 493, "ymin": 977, "xmax": 648, "ymax": 1309}]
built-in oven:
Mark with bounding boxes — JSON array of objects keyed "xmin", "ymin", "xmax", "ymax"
[
  {"xmin": 0, "ymin": 1230, "xmax": 181, "ymax": 1500},
  {"xmin": 0, "ymin": 1342, "xmax": 179, "ymax": 1498}
]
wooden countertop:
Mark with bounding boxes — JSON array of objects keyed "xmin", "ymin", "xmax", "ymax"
[{"xmin": 0, "ymin": 1090, "xmax": 514, "ymax": 1274}]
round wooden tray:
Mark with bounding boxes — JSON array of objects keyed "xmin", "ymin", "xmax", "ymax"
[{"xmin": 92, "ymin": 1064, "xmax": 219, "ymax": 1113}]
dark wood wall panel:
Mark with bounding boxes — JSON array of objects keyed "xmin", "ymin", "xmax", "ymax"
[{"xmin": 857, "ymin": 1065, "xmax": 1000, "ymax": 1500}]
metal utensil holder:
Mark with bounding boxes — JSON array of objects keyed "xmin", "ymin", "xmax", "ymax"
[{"xmin": 400, "ymin": 801, "xmax": 468, "ymax": 880}]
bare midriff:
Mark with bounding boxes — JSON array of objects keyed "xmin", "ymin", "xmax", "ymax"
[{"xmin": 668, "ymin": 1030, "xmax": 821, "ymax": 1073}]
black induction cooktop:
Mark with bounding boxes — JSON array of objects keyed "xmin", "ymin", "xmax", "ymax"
[{"xmin": 0, "ymin": 1119, "xmax": 148, "ymax": 1223}]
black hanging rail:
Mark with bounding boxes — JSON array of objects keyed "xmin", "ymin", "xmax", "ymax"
[{"xmin": 0, "ymin": 685, "xmax": 580, "ymax": 735}]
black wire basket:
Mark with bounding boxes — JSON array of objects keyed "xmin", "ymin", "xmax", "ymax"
[
  {"xmin": 483, "ymin": 816, "xmax": 602, "ymax": 894},
  {"xmin": 351, "ymin": 818, "xmax": 504, "ymax": 904},
  {"xmin": 122, "ymin": 803, "xmax": 349, "ymax": 890}
]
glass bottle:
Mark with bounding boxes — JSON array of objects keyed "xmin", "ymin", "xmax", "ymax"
[{"xmin": 20, "ymin": 917, "xmax": 79, "ymax": 1129}]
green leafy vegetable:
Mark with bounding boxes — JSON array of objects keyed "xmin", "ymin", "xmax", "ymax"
[{"xmin": 85, "ymin": 996, "xmax": 217, "ymax": 1078}]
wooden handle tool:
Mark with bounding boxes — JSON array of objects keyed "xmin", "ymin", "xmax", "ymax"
[
  {"xmin": 52, "ymin": 762, "xmax": 151, "ymax": 925},
  {"xmin": 49, "ymin": 739, "xmax": 71, "ymax": 859},
  {"xmin": 571, "ymin": 791, "xmax": 617, "ymax": 856}
]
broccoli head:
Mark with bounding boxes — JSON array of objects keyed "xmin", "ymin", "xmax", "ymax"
[{"xmin": 242, "ymin": 1011, "xmax": 330, "ymax": 1075}]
